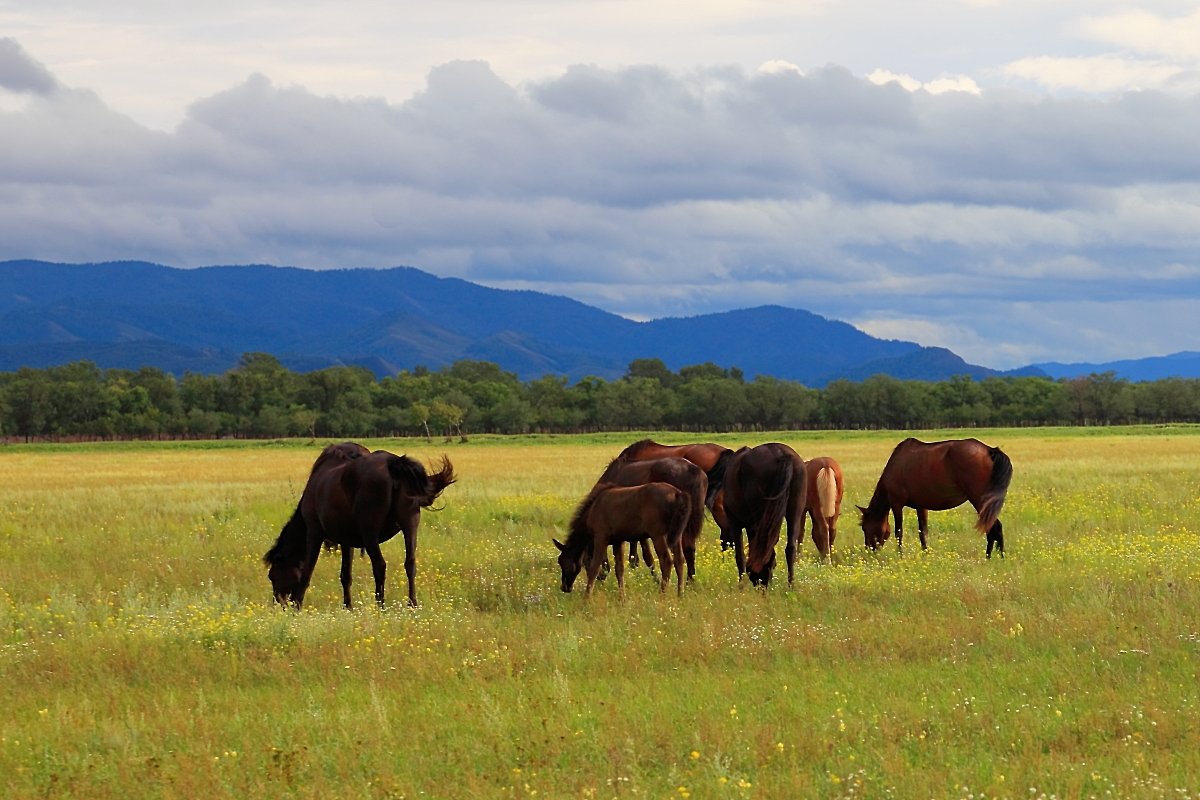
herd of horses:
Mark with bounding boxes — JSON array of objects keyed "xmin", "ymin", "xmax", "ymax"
[{"xmin": 264, "ymin": 437, "xmax": 1013, "ymax": 608}]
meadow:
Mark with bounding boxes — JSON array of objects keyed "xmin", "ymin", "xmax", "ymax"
[{"xmin": 1, "ymin": 428, "xmax": 1198, "ymax": 799}]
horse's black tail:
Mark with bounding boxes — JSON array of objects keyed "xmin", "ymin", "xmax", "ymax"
[
  {"xmin": 747, "ymin": 454, "xmax": 794, "ymax": 573},
  {"xmin": 705, "ymin": 448, "xmax": 734, "ymax": 508},
  {"xmin": 264, "ymin": 504, "xmax": 306, "ymax": 567},
  {"xmin": 976, "ymin": 447, "xmax": 1012, "ymax": 533},
  {"xmin": 388, "ymin": 454, "xmax": 457, "ymax": 507}
]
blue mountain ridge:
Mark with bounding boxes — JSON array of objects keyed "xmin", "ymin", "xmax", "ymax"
[{"xmin": 8, "ymin": 259, "xmax": 1161, "ymax": 385}]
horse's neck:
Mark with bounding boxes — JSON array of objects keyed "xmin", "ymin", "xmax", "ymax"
[{"xmin": 864, "ymin": 481, "xmax": 891, "ymax": 520}]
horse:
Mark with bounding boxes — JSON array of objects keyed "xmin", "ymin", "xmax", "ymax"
[
  {"xmin": 801, "ymin": 456, "xmax": 844, "ymax": 561},
  {"xmin": 858, "ymin": 438, "xmax": 1012, "ymax": 558},
  {"xmin": 263, "ymin": 442, "xmax": 456, "ymax": 608},
  {"xmin": 596, "ymin": 456, "xmax": 708, "ymax": 580},
  {"xmin": 553, "ymin": 481, "xmax": 689, "ymax": 597},
  {"xmin": 610, "ymin": 439, "xmax": 737, "ymax": 550},
  {"xmin": 721, "ymin": 443, "xmax": 807, "ymax": 586}
]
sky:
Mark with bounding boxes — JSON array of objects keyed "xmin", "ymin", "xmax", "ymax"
[{"xmin": 2, "ymin": 1, "xmax": 1199, "ymax": 369}]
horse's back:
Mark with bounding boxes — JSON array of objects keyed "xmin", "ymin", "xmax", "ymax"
[{"xmin": 883, "ymin": 438, "xmax": 1000, "ymax": 508}]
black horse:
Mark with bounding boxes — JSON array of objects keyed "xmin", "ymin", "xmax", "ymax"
[
  {"xmin": 264, "ymin": 442, "xmax": 455, "ymax": 608},
  {"xmin": 721, "ymin": 443, "xmax": 807, "ymax": 586}
]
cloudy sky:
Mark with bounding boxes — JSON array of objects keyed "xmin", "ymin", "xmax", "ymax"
[{"xmin": 3, "ymin": 1, "xmax": 1199, "ymax": 369}]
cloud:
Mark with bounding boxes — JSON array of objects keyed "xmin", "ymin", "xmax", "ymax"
[
  {"xmin": 1081, "ymin": 8, "xmax": 1200, "ymax": 61},
  {"xmin": 1002, "ymin": 54, "xmax": 1187, "ymax": 93},
  {"xmin": 868, "ymin": 68, "xmax": 980, "ymax": 95},
  {"xmin": 2, "ymin": 43, "xmax": 1199, "ymax": 367},
  {"xmin": 0, "ymin": 38, "xmax": 59, "ymax": 94}
]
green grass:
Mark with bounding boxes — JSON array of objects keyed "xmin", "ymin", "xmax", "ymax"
[{"xmin": 1, "ymin": 429, "xmax": 1199, "ymax": 799}]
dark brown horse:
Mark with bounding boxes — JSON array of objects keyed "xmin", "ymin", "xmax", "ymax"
[
  {"xmin": 264, "ymin": 442, "xmax": 456, "ymax": 608},
  {"xmin": 553, "ymin": 481, "xmax": 689, "ymax": 597},
  {"xmin": 721, "ymin": 443, "xmax": 807, "ymax": 586},
  {"xmin": 801, "ymin": 456, "xmax": 844, "ymax": 561},
  {"xmin": 611, "ymin": 439, "xmax": 737, "ymax": 550},
  {"xmin": 597, "ymin": 456, "xmax": 708, "ymax": 580},
  {"xmin": 858, "ymin": 438, "xmax": 1012, "ymax": 557}
]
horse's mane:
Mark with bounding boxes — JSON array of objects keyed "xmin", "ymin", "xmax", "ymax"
[
  {"xmin": 263, "ymin": 505, "xmax": 306, "ymax": 567},
  {"xmin": 565, "ymin": 482, "xmax": 611, "ymax": 553},
  {"xmin": 706, "ymin": 448, "xmax": 735, "ymax": 505}
]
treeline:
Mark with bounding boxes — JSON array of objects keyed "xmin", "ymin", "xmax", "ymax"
[{"xmin": 1, "ymin": 354, "xmax": 1198, "ymax": 440}]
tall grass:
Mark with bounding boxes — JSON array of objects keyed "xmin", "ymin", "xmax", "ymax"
[{"xmin": 1, "ymin": 428, "xmax": 1198, "ymax": 798}]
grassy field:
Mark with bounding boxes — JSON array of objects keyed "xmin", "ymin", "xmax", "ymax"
[{"xmin": 1, "ymin": 428, "xmax": 1198, "ymax": 799}]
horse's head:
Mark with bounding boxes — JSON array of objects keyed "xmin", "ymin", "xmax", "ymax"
[
  {"xmin": 747, "ymin": 551, "xmax": 777, "ymax": 587},
  {"xmin": 553, "ymin": 538, "xmax": 584, "ymax": 593},
  {"xmin": 858, "ymin": 505, "xmax": 891, "ymax": 550},
  {"xmin": 267, "ymin": 560, "xmax": 305, "ymax": 606}
]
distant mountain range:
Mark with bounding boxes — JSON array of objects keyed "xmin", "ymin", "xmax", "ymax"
[{"xmin": 1, "ymin": 260, "xmax": 1193, "ymax": 385}]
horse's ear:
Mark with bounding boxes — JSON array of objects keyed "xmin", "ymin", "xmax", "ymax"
[{"xmin": 552, "ymin": 538, "xmax": 565, "ymax": 551}]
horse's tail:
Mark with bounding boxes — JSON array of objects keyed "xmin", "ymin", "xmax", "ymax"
[
  {"xmin": 680, "ymin": 469, "xmax": 708, "ymax": 548},
  {"xmin": 704, "ymin": 448, "xmax": 734, "ymax": 508},
  {"xmin": 816, "ymin": 466, "xmax": 838, "ymax": 519},
  {"xmin": 423, "ymin": 455, "xmax": 456, "ymax": 507},
  {"xmin": 747, "ymin": 454, "xmax": 794, "ymax": 573},
  {"xmin": 263, "ymin": 503, "xmax": 306, "ymax": 567},
  {"xmin": 665, "ymin": 485, "xmax": 692, "ymax": 547},
  {"xmin": 976, "ymin": 447, "xmax": 1012, "ymax": 532},
  {"xmin": 388, "ymin": 454, "xmax": 456, "ymax": 507}
]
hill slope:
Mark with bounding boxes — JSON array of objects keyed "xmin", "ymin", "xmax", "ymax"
[{"xmin": 2, "ymin": 260, "xmax": 1031, "ymax": 384}]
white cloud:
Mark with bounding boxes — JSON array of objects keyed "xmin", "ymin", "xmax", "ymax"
[
  {"xmin": 1081, "ymin": 8, "xmax": 1200, "ymax": 60},
  {"xmin": 868, "ymin": 68, "xmax": 980, "ymax": 95},
  {"xmin": 1002, "ymin": 54, "xmax": 1185, "ymax": 93}
]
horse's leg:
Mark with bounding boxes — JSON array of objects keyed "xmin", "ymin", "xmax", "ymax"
[
  {"xmin": 892, "ymin": 506, "xmax": 905, "ymax": 552},
  {"xmin": 785, "ymin": 517, "xmax": 799, "ymax": 585},
  {"xmin": 809, "ymin": 509, "xmax": 831, "ymax": 563},
  {"xmin": 827, "ymin": 514, "xmax": 838, "ymax": 554},
  {"xmin": 613, "ymin": 540, "xmax": 627, "ymax": 600},
  {"xmin": 673, "ymin": 536, "xmax": 686, "ymax": 596},
  {"xmin": 916, "ymin": 508, "xmax": 929, "ymax": 550},
  {"xmin": 339, "ymin": 544, "xmax": 354, "ymax": 609},
  {"xmin": 733, "ymin": 527, "xmax": 747, "ymax": 580},
  {"xmin": 363, "ymin": 538, "xmax": 387, "ymax": 607},
  {"xmin": 640, "ymin": 539, "xmax": 655, "ymax": 573},
  {"xmin": 293, "ymin": 531, "xmax": 324, "ymax": 609},
  {"xmin": 650, "ymin": 537, "xmax": 671, "ymax": 593},
  {"xmin": 403, "ymin": 525, "xmax": 418, "ymax": 607},
  {"xmin": 986, "ymin": 519, "xmax": 1004, "ymax": 559},
  {"xmin": 584, "ymin": 537, "xmax": 607, "ymax": 596}
]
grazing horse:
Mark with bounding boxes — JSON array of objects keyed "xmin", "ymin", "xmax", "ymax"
[
  {"xmin": 553, "ymin": 482, "xmax": 689, "ymax": 597},
  {"xmin": 611, "ymin": 439, "xmax": 738, "ymax": 552},
  {"xmin": 801, "ymin": 456, "xmax": 844, "ymax": 561},
  {"xmin": 264, "ymin": 442, "xmax": 455, "ymax": 608},
  {"xmin": 597, "ymin": 456, "xmax": 708, "ymax": 581},
  {"xmin": 858, "ymin": 438, "xmax": 1012, "ymax": 557},
  {"xmin": 721, "ymin": 443, "xmax": 807, "ymax": 586}
]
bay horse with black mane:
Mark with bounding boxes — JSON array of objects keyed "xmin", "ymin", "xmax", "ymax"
[
  {"xmin": 858, "ymin": 438, "xmax": 1012, "ymax": 557},
  {"xmin": 264, "ymin": 442, "xmax": 456, "ymax": 608},
  {"xmin": 553, "ymin": 481, "xmax": 689, "ymax": 597},
  {"xmin": 596, "ymin": 455, "xmax": 708, "ymax": 581},
  {"xmin": 721, "ymin": 443, "xmax": 807, "ymax": 586}
]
